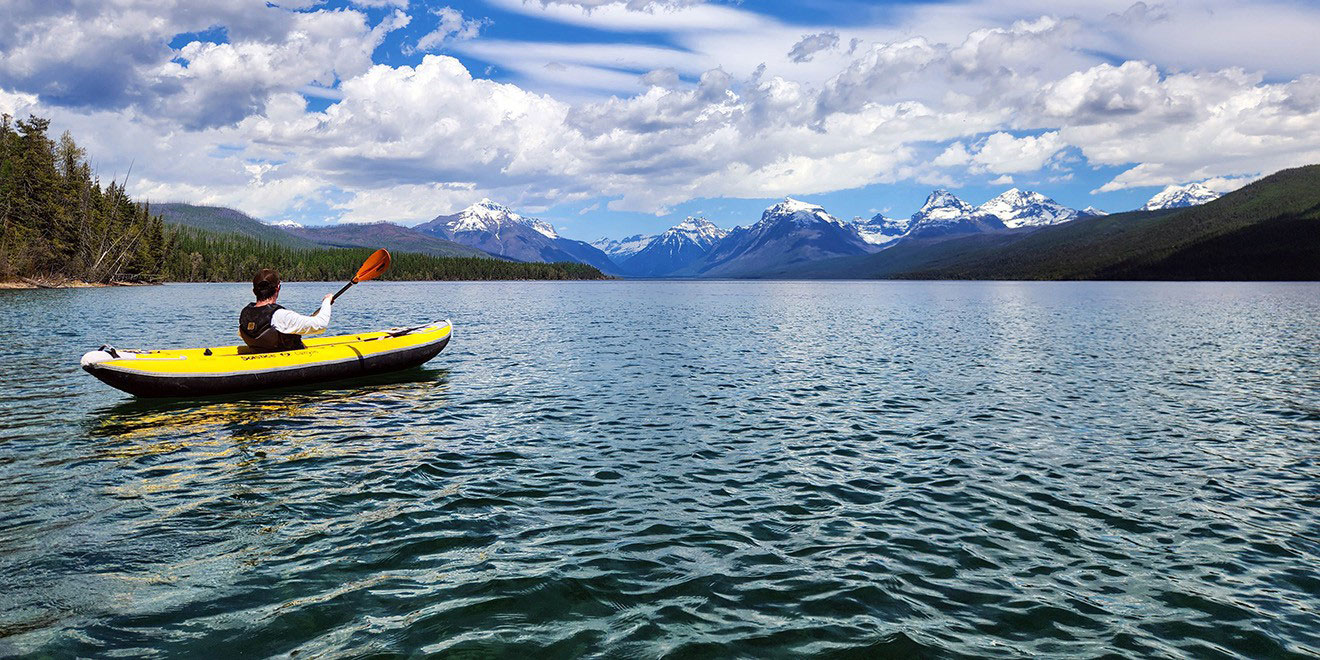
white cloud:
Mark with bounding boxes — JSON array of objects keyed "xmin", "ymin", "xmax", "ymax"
[
  {"xmin": 970, "ymin": 132, "xmax": 1065, "ymax": 174},
  {"xmin": 787, "ymin": 32, "xmax": 840, "ymax": 64},
  {"xmin": 933, "ymin": 141, "xmax": 971, "ymax": 167},
  {"xmin": 0, "ymin": 2, "xmax": 409, "ymax": 129},
  {"xmin": 3, "ymin": 0, "xmax": 1320, "ymax": 227},
  {"xmin": 989, "ymin": 174, "xmax": 1014, "ymax": 185},
  {"xmin": 413, "ymin": 6, "xmax": 488, "ymax": 53}
]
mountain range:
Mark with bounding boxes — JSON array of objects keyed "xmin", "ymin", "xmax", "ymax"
[
  {"xmin": 766, "ymin": 165, "xmax": 1319, "ymax": 281},
  {"xmin": 621, "ymin": 217, "xmax": 728, "ymax": 277},
  {"xmin": 684, "ymin": 198, "xmax": 877, "ymax": 277},
  {"xmin": 588, "ymin": 182, "xmax": 1227, "ymax": 277},
  {"xmin": 156, "ymin": 174, "xmax": 1299, "ymax": 282}
]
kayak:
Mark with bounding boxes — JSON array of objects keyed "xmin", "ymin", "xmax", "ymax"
[{"xmin": 81, "ymin": 320, "xmax": 452, "ymax": 397}]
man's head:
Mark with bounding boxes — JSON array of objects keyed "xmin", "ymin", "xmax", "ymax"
[{"xmin": 253, "ymin": 268, "xmax": 281, "ymax": 301}]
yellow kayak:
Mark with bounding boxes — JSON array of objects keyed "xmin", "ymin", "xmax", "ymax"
[{"xmin": 81, "ymin": 320, "xmax": 452, "ymax": 397}]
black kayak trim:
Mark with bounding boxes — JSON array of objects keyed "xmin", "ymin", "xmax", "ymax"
[{"xmin": 84, "ymin": 334, "xmax": 450, "ymax": 398}]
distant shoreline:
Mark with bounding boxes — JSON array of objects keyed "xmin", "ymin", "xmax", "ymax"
[{"xmin": 0, "ymin": 278, "xmax": 162, "ymax": 290}]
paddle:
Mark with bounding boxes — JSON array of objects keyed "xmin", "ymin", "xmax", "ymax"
[{"xmin": 331, "ymin": 249, "xmax": 391, "ymax": 304}]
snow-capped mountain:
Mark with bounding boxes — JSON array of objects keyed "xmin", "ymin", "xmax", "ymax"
[
  {"xmin": 905, "ymin": 190, "xmax": 1006, "ymax": 238},
  {"xmin": 267, "ymin": 219, "xmax": 304, "ymax": 229},
  {"xmin": 414, "ymin": 199, "xmax": 618, "ymax": 273},
  {"xmin": 592, "ymin": 233, "xmax": 656, "ymax": 263},
  {"xmin": 1079, "ymin": 206, "xmax": 1109, "ymax": 218},
  {"xmin": 851, "ymin": 214, "xmax": 911, "ymax": 245},
  {"xmin": 622, "ymin": 217, "xmax": 728, "ymax": 277},
  {"xmin": 1141, "ymin": 183, "xmax": 1221, "ymax": 211},
  {"xmin": 976, "ymin": 188, "xmax": 1078, "ymax": 228},
  {"xmin": 689, "ymin": 198, "xmax": 876, "ymax": 277},
  {"xmin": 427, "ymin": 199, "xmax": 537, "ymax": 236}
]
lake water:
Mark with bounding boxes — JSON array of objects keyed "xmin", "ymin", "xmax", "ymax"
[{"xmin": 1, "ymin": 280, "xmax": 1318, "ymax": 657}]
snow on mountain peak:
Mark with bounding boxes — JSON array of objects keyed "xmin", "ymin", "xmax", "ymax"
[
  {"xmin": 592, "ymin": 233, "xmax": 656, "ymax": 259},
  {"xmin": 977, "ymin": 188, "xmax": 1077, "ymax": 228},
  {"xmin": 528, "ymin": 219, "xmax": 558, "ymax": 239},
  {"xmin": 662, "ymin": 216, "xmax": 728, "ymax": 248},
  {"xmin": 761, "ymin": 197, "xmax": 843, "ymax": 227},
  {"xmin": 775, "ymin": 197, "xmax": 823, "ymax": 213},
  {"xmin": 919, "ymin": 189, "xmax": 973, "ymax": 215},
  {"xmin": 449, "ymin": 198, "xmax": 558, "ymax": 237},
  {"xmin": 851, "ymin": 214, "xmax": 911, "ymax": 245},
  {"xmin": 1141, "ymin": 182, "xmax": 1220, "ymax": 211},
  {"xmin": 912, "ymin": 189, "xmax": 974, "ymax": 225}
]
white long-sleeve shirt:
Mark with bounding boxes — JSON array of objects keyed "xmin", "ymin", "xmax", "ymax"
[
  {"xmin": 273, "ymin": 298, "xmax": 332, "ymax": 335},
  {"xmin": 240, "ymin": 299, "xmax": 332, "ymax": 338}
]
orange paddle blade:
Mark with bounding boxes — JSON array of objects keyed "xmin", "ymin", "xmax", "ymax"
[{"xmin": 353, "ymin": 249, "xmax": 391, "ymax": 283}]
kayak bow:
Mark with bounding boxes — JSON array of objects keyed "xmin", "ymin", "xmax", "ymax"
[{"xmin": 81, "ymin": 320, "xmax": 451, "ymax": 397}]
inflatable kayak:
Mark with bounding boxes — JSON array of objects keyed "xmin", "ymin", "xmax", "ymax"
[{"xmin": 81, "ymin": 320, "xmax": 451, "ymax": 397}]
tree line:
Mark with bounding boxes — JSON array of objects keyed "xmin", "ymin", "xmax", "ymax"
[
  {"xmin": 166, "ymin": 227, "xmax": 607, "ymax": 281},
  {"xmin": 1, "ymin": 114, "xmax": 606, "ymax": 284},
  {"xmin": 1, "ymin": 114, "xmax": 166, "ymax": 283}
]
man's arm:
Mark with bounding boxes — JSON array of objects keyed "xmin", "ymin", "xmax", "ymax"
[{"xmin": 271, "ymin": 295, "xmax": 333, "ymax": 336}]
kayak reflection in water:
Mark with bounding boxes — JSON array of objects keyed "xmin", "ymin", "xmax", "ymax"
[{"xmin": 238, "ymin": 268, "xmax": 333, "ymax": 353}]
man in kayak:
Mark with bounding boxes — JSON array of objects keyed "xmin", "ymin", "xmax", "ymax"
[{"xmin": 239, "ymin": 269, "xmax": 333, "ymax": 352}]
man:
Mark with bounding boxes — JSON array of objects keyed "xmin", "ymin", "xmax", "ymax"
[{"xmin": 239, "ymin": 268, "xmax": 334, "ymax": 352}]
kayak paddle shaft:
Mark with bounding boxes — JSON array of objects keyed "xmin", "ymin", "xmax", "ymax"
[{"xmin": 331, "ymin": 280, "xmax": 356, "ymax": 304}]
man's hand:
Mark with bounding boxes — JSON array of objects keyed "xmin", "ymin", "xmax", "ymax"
[{"xmin": 323, "ymin": 293, "xmax": 334, "ymax": 307}]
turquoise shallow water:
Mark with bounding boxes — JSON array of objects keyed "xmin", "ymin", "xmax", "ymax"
[{"xmin": 1, "ymin": 280, "xmax": 1318, "ymax": 657}]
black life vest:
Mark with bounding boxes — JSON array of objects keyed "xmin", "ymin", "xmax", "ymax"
[{"xmin": 239, "ymin": 303, "xmax": 305, "ymax": 352}]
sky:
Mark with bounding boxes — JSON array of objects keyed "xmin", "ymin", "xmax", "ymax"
[{"xmin": 2, "ymin": 0, "xmax": 1319, "ymax": 240}]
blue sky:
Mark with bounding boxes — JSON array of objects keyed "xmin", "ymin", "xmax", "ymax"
[{"xmin": 2, "ymin": 0, "xmax": 1318, "ymax": 240}]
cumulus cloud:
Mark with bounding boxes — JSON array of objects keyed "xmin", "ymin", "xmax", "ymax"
[
  {"xmin": 0, "ymin": 2, "xmax": 408, "ymax": 130},
  {"xmin": 3, "ymin": 0, "xmax": 1320, "ymax": 225},
  {"xmin": 933, "ymin": 141, "xmax": 971, "ymax": 167},
  {"xmin": 787, "ymin": 32, "xmax": 840, "ymax": 63},
  {"xmin": 970, "ymin": 132, "xmax": 1066, "ymax": 174}
]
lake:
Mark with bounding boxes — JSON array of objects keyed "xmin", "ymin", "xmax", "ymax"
[{"xmin": 1, "ymin": 280, "xmax": 1318, "ymax": 657}]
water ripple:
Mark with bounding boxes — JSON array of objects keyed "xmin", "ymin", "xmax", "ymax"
[{"xmin": 1, "ymin": 280, "xmax": 1318, "ymax": 657}]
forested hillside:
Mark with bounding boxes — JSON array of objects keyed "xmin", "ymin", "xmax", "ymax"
[
  {"xmin": 156, "ymin": 203, "xmax": 320, "ymax": 250},
  {"xmin": 0, "ymin": 114, "xmax": 167, "ymax": 283},
  {"xmin": 165, "ymin": 227, "xmax": 607, "ymax": 281}
]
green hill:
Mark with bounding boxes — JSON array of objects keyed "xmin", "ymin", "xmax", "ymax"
[
  {"xmin": 780, "ymin": 164, "xmax": 1320, "ymax": 281},
  {"xmin": 156, "ymin": 203, "xmax": 320, "ymax": 250}
]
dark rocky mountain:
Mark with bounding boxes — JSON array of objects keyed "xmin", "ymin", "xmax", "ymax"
[
  {"xmin": 686, "ymin": 198, "xmax": 876, "ymax": 277},
  {"xmin": 905, "ymin": 190, "xmax": 1007, "ymax": 238},
  {"xmin": 553, "ymin": 236, "xmax": 625, "ymax": 275},
  {"xmin": 622, "ymin": 217, "xmax": 728, "ymax": 277}
]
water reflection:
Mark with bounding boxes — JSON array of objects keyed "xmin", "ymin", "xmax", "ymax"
[{"xmin": 90, "ymin": 367, "xmax": 451, "ymax": 442}]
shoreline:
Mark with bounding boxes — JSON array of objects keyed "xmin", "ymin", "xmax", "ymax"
[{"xmin": 0, "ymin": 278, "xmax": 161, "ymax": 290}]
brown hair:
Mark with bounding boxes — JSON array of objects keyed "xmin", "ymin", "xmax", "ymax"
[{"xmin": 253, "ymin": 268, "xmax": 281, "ymax": 300}]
